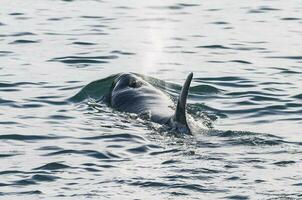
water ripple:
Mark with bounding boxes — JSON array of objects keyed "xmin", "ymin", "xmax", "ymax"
[
  {"xmin": 70, "ymin": 41, "xmax": 96, "ymax": 46},
  {"xmin": 49, "ymin": 55, "xmax": 118, "ymax": 64},
  {"xmin": 80, "ymin": 133, "xmax": 145, "ymax": 142},
  {"xmin": 0, "ymin": 32, "xmax": 35, "ymax": 37},
  {"xmin": 0, "ymin": 134, "xmax": 65, "ymax": 141},
  {"xmin": 33, "ymin": 162, "xmax": 71, "ymax": 171},
  {"xmin": 9, "ymin": 39, "xmax": 40, "ymax": 44}
]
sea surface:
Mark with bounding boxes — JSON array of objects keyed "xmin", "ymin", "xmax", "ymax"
[{"xmin": 0, "ymin": 0, "xmax": 302, "ymax": 199}]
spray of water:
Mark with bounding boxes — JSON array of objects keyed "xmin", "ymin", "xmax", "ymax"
[{"xmin": 142, "ymin": 21, "xmax": 165, "ymax": 74}]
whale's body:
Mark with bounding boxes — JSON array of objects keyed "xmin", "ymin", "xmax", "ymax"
[{"xmin": 108, "ymin": 73, "xmax": 193, "ymax": 134}]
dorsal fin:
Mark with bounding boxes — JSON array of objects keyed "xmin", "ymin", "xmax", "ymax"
[{"xmin": 172, "ymin": 72, "xmax": 193, "ymax": 131}]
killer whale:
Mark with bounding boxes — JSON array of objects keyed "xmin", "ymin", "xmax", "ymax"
[{"xmin": 107, "ymin": 72, "xmax": 193, "ymax": 134}]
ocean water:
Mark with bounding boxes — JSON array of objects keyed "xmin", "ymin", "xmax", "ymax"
[{"xmin": 0, "ymin": 0, "xmax": 302, "ymax": 199}]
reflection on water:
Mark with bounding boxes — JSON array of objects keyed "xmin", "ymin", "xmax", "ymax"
[{"xmin": 0, "ymin": 0, "xmax": 301, "ymax": 199}]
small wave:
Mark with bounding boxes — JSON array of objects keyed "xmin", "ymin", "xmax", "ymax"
[
  {"xmin": 273, "ymin": 160, "xmax": 296, "ymax": 166},
  {"xmin": 49, "ymin": 55, "xmax": 118, "ymax": 64},
  {"xmin": 29, "ymin": 99, "xmax": 68, "ymax": 106},
  {"xmin": 190, "ymin": 84, "xmax": 220, "ymax": 94},
  {"xmin": 128, "ymin": 180, "xmax": 225, "ymax": 193},
  {"xmin": 178, "ymin": 3, "xmax": 199, "ymax": 7},
  {"xmin": 197, "ymin": 44, "xmax": 265, "ymax": 51},
  {"xmin": 9, "ymin": 12, "xmax": 24, "ymax": 16},
  {"xmin": 188, "ymin": 103, "xmax": 227, "ymax": 120},
  {"xmin": 0, "ymin": 170, "xmax": 25, "ymax": 175},
  {"xmin": 0, "ymin": 121, "xmax": 19, "ymax": 125},
  {"xmin": 137, "ymin": 17, "xmax": 179, "ymax": 22},
  {"xmin": 149, "ymin": 148, "xmax": 181, "ymax": 156},
  {"xmin": 225, "ymin": 91, "xmax": 282, "ymax": 97},
  {"xmin": 280, "ymin": 17, "xmax": 301, "ymax": 21},
  {"xmin": 225, "ymin": 137, "xmax": 284, "ymax": 146},
  {"xmin": 9, "ymin": 39, "xmax": 40, "ymax": 44},
  {"xmin": 0, "ymin": 98, "xmax": 15, "ymax": 104},
  {"xmin": 211, "ymin": 21, "xmax": 229, "ymax": 25},
  {"xmin": 279, "ymin": 69, "xmax": 301, "ymax": 74},
  {"xmin": 0, "ymin": 153, "xmax": 18, "ymax": 158},
  {"xmin": 80, "ymin": 15, "xmax": 105, "ymax": 19},
  {"xmin": 80, "ymin": 133, "xmax": 145, "ymax": 142},
  {"xmin": 213, "ymin": 130, "xmax": 258, "ymax": 137},
  {"xmin": 229, "ymin": 60, "xmax": 252, "ymax": 64},
  {"xmin": 33, "ymin": 162, "xmax": 71, "ymax": 171},
  {"xmin": 31, "ymin": 174, "xmax": 59, "ymax": 182},
  {"xmin": 70, "ymin": 41, "xmax": 96, "ymax": 46},
  {"xmin": 195, "ymin": 76, "xmax": 246, "ymax": 82},
  {"xmin": 292, "ymin": 182, "xmax": 302, "ymax": 186},
  {"xmin": 48, "ymin": 115, "xmax": 75, "ymax": 120},
  {"xmin": 13, "ymin": 179, "xmax": 36, "ymax": 186},
  {"xmin": 0, "ymin": 50, "xmax": 13, "ymax": 54},
  {"xmin": 127, "ymin": 145, "xmax": 150, "ymax": 154},
  {"xmin": 266, "ymin": 56, "xmax": 302, "ymax": 60},
  {"xmin": 148, "ymin": 3, "xmax": 199, "ymax": 10},
  {"xmin": 0, "ymin": 88, "xmax": 20, "ymax": 92},
  {"xmin": 258, "ymin": 6, "xmax": 281, "ymax": 11},
  {"xmin": 0, "ymin": 32, "xmax": 35, "ymax": 37},
  {"xmin": 225, "ymin": 195, "xmax": 249, "ymax": 200},
  {"xmin": 19, "ymin": 103, "xmax": 44, "ymax": 108},
  {"xmin": 248, "ymin": 6, "xmax": 281, "ymax": 14},
  {"xmin": 82, "ymin": 162, "xmax": 116, "ymax": 169},
  {"xmin": 8, "ymin": 190, "xmax": 42, "ymax": 195},
  {"xmin": 0, "ymin": 134, "xmax": 64, "ymax": 141},
  {"xmin": 161, "ymin": 159, "xmax": 180, "ymax": 165},
  {"xmin": 111, "ymin": 50, "xmax": 136, "ymax": 55},
  {"xmin": 209, "ymin": 130, "xmax": 287, "ymax": 146},
  {"xmin": 44, "ymin": 149, "xmax": 118, "ymax": 159},
  {"xmin": 196, "ymin": 45, "xmax": 231, "ymax": 49},
  {"xmin": 292, "ymin": 94, "xmax": 302, "ymax": 99},
  {"xmin": 209, "ymin": 81, "xmax": 254, "ymax": 88},
  {"xmin": 0, "ymin": 81, "xmax": 43, "ymax": 88},
  {"xmin": 47, "ymin": 17, "xmax": 71, "ymax": 21},
  {"xmin": 114, "ymin": 6, "xmax": 133, "ymax": 10}
]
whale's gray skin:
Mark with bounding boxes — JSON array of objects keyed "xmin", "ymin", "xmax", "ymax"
[{"xmin": 108, "ymin": 72, "xmax": 193, "ymax": 134}]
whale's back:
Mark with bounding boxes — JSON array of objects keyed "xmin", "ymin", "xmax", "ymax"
[{"xmin": 111, "ymin": 82, "xmax": 174, "ymax": 124}]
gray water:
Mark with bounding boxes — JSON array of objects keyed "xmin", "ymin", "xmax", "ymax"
[{"xmin": 1, "ymin": 0, "xmax": 302, "ymax": 199}]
